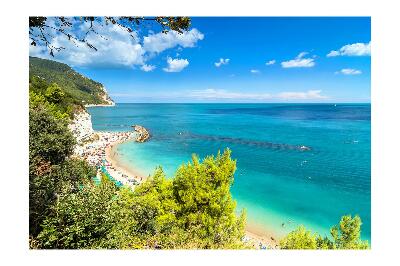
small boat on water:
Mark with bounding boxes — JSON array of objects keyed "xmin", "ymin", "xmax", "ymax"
[{"xmin": 299, "ymin": 145, "xmax": 311, "ymax": 151}]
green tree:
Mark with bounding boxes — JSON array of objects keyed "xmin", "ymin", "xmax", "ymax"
[
  {"xmin": 29, "ymin": 103, "xmax": 74, "ymax": 166},
  {"xmin": 57, "ymin": 159, "xmax": 96, "ymax": 187},
  {"xmin": 29, "ymin": 158, "xmax": 96, "ymax": 237},
  {"xmin": 280, "ymin": 215, "xmax": 369, "ymax": 250},
  {"xmin": 29, "ymin": 101, "xmax": 83, "ymax": 236},
  {"xmin": 172, "ymin": 149, "xmax": 246, "ymax": 248},
  {"xmin": 280, "ymin": 225, "xmax": 317, "ymax": 249},
  {"xmin": 36, "ymin": 175, "xmax": 118, "ymax": 249},
  {"xmin": 330, "ymin": 215, "xmax": 369, "ymax": 249},
  {"xmin": 29, "ymin": 90, "xmax": 69, "ymax": 120},
  {"xmin": 102, "ymin": 149, "xmax": 247, "ymax": 249},
  {"xmin": 315, "ymin": 235, "xmax": 333, "ymax": 249},
  {"xmin": 29, "ymin": 75, "xmax": 48, "ymax": 94},
  {"xmin": 45, "ymin": 83, "xmax": 65, "ymax": 104},
  {"xmin": 103, "ymin": 169, "xmax": 182, "ymax": 249}
]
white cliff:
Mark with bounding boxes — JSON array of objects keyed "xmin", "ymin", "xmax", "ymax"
[
  {"xmin": 68, "ymin": 109, "xmax": 94, "ymax": 144},
  {"xmin": 100, "ymin": 86, "xmax": 115, "ymax": 106}
]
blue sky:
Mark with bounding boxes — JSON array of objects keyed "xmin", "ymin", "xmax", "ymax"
[{"xmin": 30, "ymin": 17, "xmax": 371, "ymax": 103}]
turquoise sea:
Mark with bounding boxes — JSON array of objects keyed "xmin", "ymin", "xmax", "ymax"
[{"xmin": 87, "ymin": 103, "xmax": 371, "ymax": 241}]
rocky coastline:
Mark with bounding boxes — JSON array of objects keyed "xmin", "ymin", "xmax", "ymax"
[{"xmin": 132, "ymin": 125, "xmax": 150, "ymax": 142}]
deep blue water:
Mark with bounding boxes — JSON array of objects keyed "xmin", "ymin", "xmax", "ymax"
[{"xmin": 88, "ymin": 103, "xmax": 371, "ymax": 241}]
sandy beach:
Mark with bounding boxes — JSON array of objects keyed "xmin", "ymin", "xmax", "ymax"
[
  {"xmin": 71, "ymin": 130, "xmax": 143, "ymax": 187},
  {"xmin": 245, "ymin": 224, "xmax": 280, "ymax": 249},
  {"xmin": 105, "ymin": 140, "xmax": 147, "ymax": 183}
]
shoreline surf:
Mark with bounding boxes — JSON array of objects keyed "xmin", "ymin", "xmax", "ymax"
[{"xmin": 105, "ymin": 140, "xmax": 148, "ymax": 182}]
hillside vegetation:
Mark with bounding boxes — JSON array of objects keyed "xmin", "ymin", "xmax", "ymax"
[{"xmin": 29, "ymin": 56, "xmax": 113, "ymax": 106}]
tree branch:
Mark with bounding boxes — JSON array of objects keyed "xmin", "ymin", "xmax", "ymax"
[{"xmin": 29, "ymin": 16, "xmax": 191, "ymax": 57}]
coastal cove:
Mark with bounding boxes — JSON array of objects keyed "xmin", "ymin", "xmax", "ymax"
[
  {"xmin": 87, "ymin": 103, "xmax": 371, "ymax": 242},
  {"xmin": 26, "ymin": 16, "xmax": 373, "ymax": 251}
]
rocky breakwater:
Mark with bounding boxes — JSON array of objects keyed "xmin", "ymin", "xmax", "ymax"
[{"xmin": 132, "ymin": 125, "xmax": 150, "ymax": 142}]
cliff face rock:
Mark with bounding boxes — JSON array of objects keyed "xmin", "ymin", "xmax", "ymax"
[
  {"xmin": 99, "ymin": 86, "xmax": 115, "ymax": 106},
  {"xmin": 133, "ymin": 125, "xmax": 150, "ymax": 142},
  {"xmin": 68, "ymin": 110, "xmax": 94, "ymax": 144},
  {"xmin": 84, "ymin": 86, "xmax": 115, "ymax": 107}
]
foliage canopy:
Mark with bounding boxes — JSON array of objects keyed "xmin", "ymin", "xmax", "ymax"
[
  {"xmin": 280, "ymin": 215, "xmax": 369, "ymax": 249},
  {"xmin": 35, "ymin": 149, "xmax": 247, "ymax": 249}
]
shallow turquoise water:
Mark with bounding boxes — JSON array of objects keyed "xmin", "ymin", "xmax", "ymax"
[{"xmin": 88, "ymin": 103, "xmax": 371, "ymax": 241}]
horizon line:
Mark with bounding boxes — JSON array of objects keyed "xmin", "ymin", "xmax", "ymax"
[{"xmin": 112, "ymin": 102, "xmax": 371, "ymax": 104}]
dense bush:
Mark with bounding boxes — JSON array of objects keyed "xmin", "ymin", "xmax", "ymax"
[
  {"xmin": 29, "ymin": 104, "xmax": 74, "ymax": 165},
  {"xmin": 280, "ymin": 215, "xmax": 369, "ymax": 249},
  {"xmin": 103, "ymin": 152, "xmax": 247, "ymax": 249},
  {"xmin": 37, "ymin": 175, "xmax": 118, "ymax": 249},
  {"xmin": 29, "ymin": 92, "xmax": 95, "ymax": 236},
  {"xmin": 280, "ymin": 226, "xmax": 318, "ymax": 249},
  {"xmin": 36, "ymin": 150, "xmax": 247, "ymax": 249},
  {"xmin": 30, "ymin": 78, "xmax": 76, "ymax": 118}
]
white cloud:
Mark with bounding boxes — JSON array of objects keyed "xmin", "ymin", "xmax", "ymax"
[
  {"xmin": 265, "ymin": 60, "xmax": 276, "ymax": 65},
  {"xmin": 30, "ymin": 21, "xmax": 145, "ymax": 67},
  {"xmin": 189, "ymin": 89, "xmax": 272, "ymax": 100},
  {"xmin": 250, "ymin": 69, "xmax": 260, "ymax": 74},
  {"xmin": 140, "ymin": 64, "xmax": 156, "ymax": 72},
  {"xmin": 29, "ymin": 42, "xmax": 48, "ymax": 58},
  {"xmin": 143, "ymin": 28, "xmax": 204, "ymax": 54},
  {"xmin": 188, "ymin": 89, "xmax": 328, "ymax": 101},
  {"xmin": 297, "ymin": 52, "xmax": 308, "ymax": 58},
  {"xmin": 277, "ymin": 90, "xmax": 327, "ymax": 100},
  {"xmin": 281, "ymin": 52, "xmax": 315, "ymax": 68},
  {"xmin": 336, "ymin": 68, "xmax": 362, "ymax": 75},
  {"xmin": 163, "ymin": 57, "xmax": 189, "ymax": 72},
  {"xmin": 327, "ymin": 42, "xmax": 371, "ymax": 57},
  {"xmin": 110, "ymin": 89, "xmax": 331, "ymax": 103},
  {"xmin": 327, "ymin": 50, "xmax": 340, "ymax": 57},
  {"xmin": 215, "ymin": 58, "xmax": 230, "ymax": 67},
  {"xmin": 29, "ymin": 19, "xmax": 204, "ymax": 70}
]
